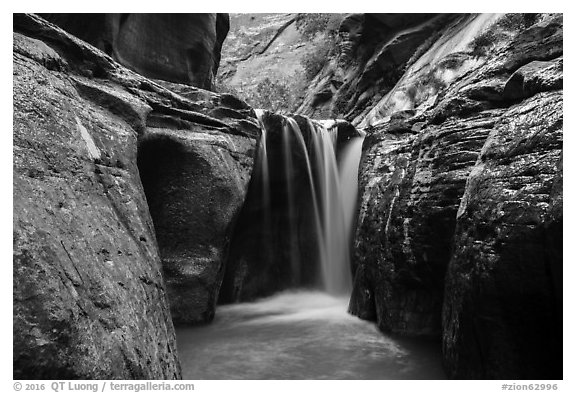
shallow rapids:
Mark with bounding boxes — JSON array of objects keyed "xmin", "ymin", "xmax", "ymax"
[{"xmin": 176, "ymin": 291, "xmax": 445, "ymax": 379}]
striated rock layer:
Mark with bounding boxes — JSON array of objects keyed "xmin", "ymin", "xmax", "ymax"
[
  {"xmin": 348, "ymin": 13, "xmax": 562, "ymax": 379},
  {"xmin": 41, "ymin": 13, "xmax": 230, "ymax": 90},
  {"xmin": 13, "ymin": 13, "xmax": 257, "ymax": 378}
]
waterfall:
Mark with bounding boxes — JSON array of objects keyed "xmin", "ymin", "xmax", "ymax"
[{"xmin": 252, "ymin": 111, "xmax": 364, "ymax": 296}]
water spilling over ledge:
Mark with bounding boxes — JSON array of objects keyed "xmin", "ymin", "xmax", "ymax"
[
  {"xmin": 219, "ymin": 112, "xmax": 363, "ymax": 302},
  {"xmin": 175, "ymin": 113, "xmax": 445, "ymax": 379}
]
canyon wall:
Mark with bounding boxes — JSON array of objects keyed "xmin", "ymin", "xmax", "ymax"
[
  {"xmin": 13, "ymin": 12, "xmax": 563, "ymax": 380},
  {"xmin": 344, "ymin": 13, "xmax": 563, "ymax": 379},
  {"xmin": 13, "ymin": 13, "xmax": 256, "ymax": 377},
  {"xmin": 41, "ymin": 14, "xmax": 229, "ymax": 90}
]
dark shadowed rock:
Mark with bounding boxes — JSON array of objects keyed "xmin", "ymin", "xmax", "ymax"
[
  {"xmin": 41, "ymin": 13, "xmax": 230, "ymax": 90},
  {"xmin": 442, "ymin": 91, "xmax": 563, "ymax": 379},
  {"xmin": 349, "ymin": 12, "xmax": 562, "ymax": 379},
  {"xmin": 349, "ymin": 115, "xmax": 495, "ymax": 338}
]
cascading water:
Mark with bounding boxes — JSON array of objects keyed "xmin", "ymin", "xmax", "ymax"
[
  {"xmin": 176, "ymin": 112, "xmax": 445, "ymax": 379},
  {"xmin": 254, "ymin": 112, "xmax": 362, "ymax": 295}
]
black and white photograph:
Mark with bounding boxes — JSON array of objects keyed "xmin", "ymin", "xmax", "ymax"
[{"xmin": 8, "ymin": 3, "xmax": 567, "ymax": 388}]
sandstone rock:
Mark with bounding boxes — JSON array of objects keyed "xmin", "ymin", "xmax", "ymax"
[
  {"xmin": 13, "ymin": 17, "xmax": 179, "ymax": 379},
  {"xmin": 442, "ymin": 91, "xmax": 563, "ymax": 379},
  {"xmin": 349, "ymin": 115, "xmax": 496, "ymax": 337},
  {"xmin": 139, "ymin": 103, "xmax": 257, "ymax": 325},
  {"xmin": 13, "ymin": 13, "xmax": 257, "ymax": 377},
  {"xmin": 297, "ymin": 14, "xmax": 457, "ymax": 120},
  {"xmin": 502, "ymin": 57, "xmax": 563, "ymax": 100},
  {"xmin": 349, "ymin": 12, "xmax": 563, "ymax": 379},
  {"xmin": 41, "ymin": 13, "xmax": 230, "ymax": 90}
]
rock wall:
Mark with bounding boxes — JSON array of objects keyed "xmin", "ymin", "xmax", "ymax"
[
  {"xmin": 296, "ymin": 13, "xmax": 454, "ymax": 120},
  {"xmin": 41, "ymin": 13, "xmax": 230, "ymax": 90},
  {"xmin": 348, "ymin": 13, "xmax": 562, "ymax": 379},
  {"xmin": 13, "ymin": 13, "xmax": 257, "ymax": 377}
]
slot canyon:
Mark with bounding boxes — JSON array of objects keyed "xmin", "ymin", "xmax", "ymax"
[{"xmin": 13, "ymin": 12, "xmax": 562, "ymax": 380}]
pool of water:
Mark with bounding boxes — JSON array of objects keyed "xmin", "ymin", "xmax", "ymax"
[{"xmin": 176, "ymin": 290, "xmax": 445, "ymax": 379}]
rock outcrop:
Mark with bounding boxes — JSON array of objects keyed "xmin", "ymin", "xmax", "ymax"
[
  {"xmin": 13, "ymin": 13, "xmax": 256, "ymax": 378},
  {"xmin": 348, "ymin": 13, "xmax": 562, "ymax": 379},
  {"xmin": 41, "ymin": 13, "xmax": 230, "ymax": 90},
  {"xmin": 138, "ymin": 82, "xmax": 259, "ymax": 324}
]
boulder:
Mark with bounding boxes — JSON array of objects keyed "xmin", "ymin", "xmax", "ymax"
[{"xmin": 138, "ymin": 90, "xmax": 258, "ymax": 324}]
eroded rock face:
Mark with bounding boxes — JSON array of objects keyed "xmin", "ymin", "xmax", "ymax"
[
  {"xmin": 138, "ymin": 83, "xmax": 258, "ymax": 325},
  {"xmin": 349, "ymin": 13, "xmax": 562, "ymax": 378},
  {"xmin": 442, "ymin": 91, "xmax": 563, "ymax": 379},
  {"xmin": 41, "ymin": 13, "xmax": 230, "ymax": 90},
  {"xmin": 296, "ymin": 13, "xmax": 456, "ymax": 120},
  {"xmin": 13, "ymin": 15, "xmax": 180, "ymax": 379},
  {"xmin": 13, "ymin": 13, "xmax": 257, "ymax": 377}
]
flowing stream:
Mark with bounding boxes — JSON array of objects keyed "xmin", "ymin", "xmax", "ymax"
[{"xmin": 176, "ymin": 114, "xmax": 445, "ymax": 379}]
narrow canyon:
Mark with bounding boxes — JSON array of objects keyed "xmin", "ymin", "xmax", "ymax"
[{"xmin": 13, "ymin": 13, "xmax": 562, "ymax": 380}]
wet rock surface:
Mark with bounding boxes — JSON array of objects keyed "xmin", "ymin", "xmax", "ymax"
[
  {"xmin": 138, "ymin": 85, "xmax": 258, "ymax": 325},
  {"xmin": 13, "ymin": 13, "xmax": 257, "ymax": 377}
]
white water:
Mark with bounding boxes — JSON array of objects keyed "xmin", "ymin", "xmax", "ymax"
[
  {"xmin": 177, "ymin": 291, "xmax": 444, "ymax": 379},
  {"xmin": 307, "ymin": 120, "xmax": 363, "ymax": 295}
]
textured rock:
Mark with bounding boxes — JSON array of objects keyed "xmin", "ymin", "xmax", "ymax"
[
  {"xmin": 13, "ymin": 13, "xmax": 257, "ymax": 377},
  {"xmin": 42, "ymin": 13, "xmax": 230, "ymax": 90},
  {"xmin": 349, "ymin": 114, "xmax": 495, "ymax": 337},
  {"xmin": 349, "ymin": 13, "xmax": 562, "ymax": 378},
  {"xmin": 442, "ymin": 91, "xmax": 563, "ymax": 379},
  {"xmin": 138, "ymin": 86, "xmax": 258, "ymax": 324},
  {"xmin": 217, "ymin": 13, "xmax": 347, "ymax": 112},
  {"xmin": 13, "ymin": 16, "xmax": 179, "ymax": 379},
  {"xmin": 296, "ymin": 13, "xmax": 455, "ymax": 120}
]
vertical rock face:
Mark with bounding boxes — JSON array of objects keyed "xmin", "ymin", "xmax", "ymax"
[
  {"xmin": 13, "ymin": 13, "xmax": 256, "ymax": 377},
  {"xmin": 349, "ymin": 13, "xmax": 562, "ymax": 378},
  {"xmin": 13, "ymin": 15, "xmax": 180, "ymax": 379},
  {"xmin": 41, "ymin": 13, "xmax": 230, "ymax": 90},
  {"xmin": 443, "ymin": 91, "xmax": 563, "ymax": 379},
  {"xmin": 350, "ymin": 115, "xmax": 494, "ymax": 337}
]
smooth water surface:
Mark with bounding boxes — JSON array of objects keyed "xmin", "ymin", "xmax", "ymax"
[{"xmin": 176, "ymin": 291, "xmax": 445, "ymax": 379}]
